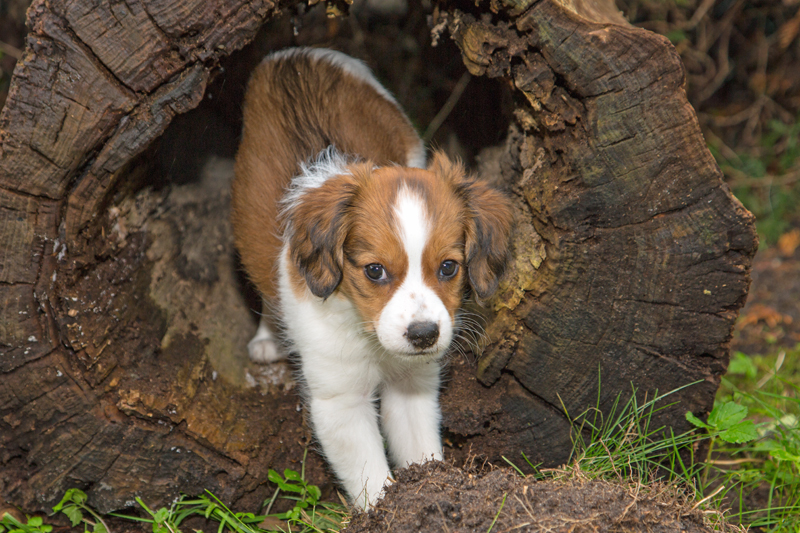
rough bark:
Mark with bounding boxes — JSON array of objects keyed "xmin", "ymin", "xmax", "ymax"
[
  {"xmin": 0, "ymin": 0, "xmax": 314, "ymax": 514},
  {"xmin": 437, "ymin": 1, "xmax": 757, "ymax": 469},
  {"xmin": 0, "ymin": 0, "xmax": 757, "ymax": 515}
]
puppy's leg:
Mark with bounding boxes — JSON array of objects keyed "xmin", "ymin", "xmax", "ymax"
[
  {"xmin": 381, "ymin": 361, "xmax": 443, "ymax": 468},
  {"xmin": 247, "ymin": 310, "xmax": 284, "ymax": 364},
  {"xmin": 309, "ymin": 392, "xmax": 391, "ymax": 509}
]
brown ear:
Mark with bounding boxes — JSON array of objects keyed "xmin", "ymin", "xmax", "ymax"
[
  {"xmin": 429, "ymin": 152, "xmax": 514, "ymax": 300},
  {"xmin": 285, "ymin": 171, "xmax": 361, "ymax": 299}
]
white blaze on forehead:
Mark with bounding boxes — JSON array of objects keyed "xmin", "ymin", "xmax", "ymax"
[
  {"xmin": 394, "ymin": 186, "xmax": 429, "ymax": 274},
  {"xmin": 375, "ymin": 186, "xmax": 453, "ymax": 356}
]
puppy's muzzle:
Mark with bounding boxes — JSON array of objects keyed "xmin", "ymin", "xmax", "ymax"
[{"xmin": 405, "ymin": 321, "xmax": 439, "ymax": 350}]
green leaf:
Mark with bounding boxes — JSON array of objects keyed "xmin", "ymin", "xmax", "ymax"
[
  {"xmin": 708, "ymin": 402, "xmax": 747, "ymax": 430},
  {"xmin": 770, "ymin": 449, "xmax": 800, "ymax": 463},
  {"xmin": 27, "ymin": 517, "xmax": 42, "ymax": 528},
  {"xmin": 41, "ymin": 526, "xmax": 53, "ymax": 533},
  {"xmin": 307, "ymin": 485, "xmax": 321, "ymax": 502},
  {"xmin": 52, "ymin": 491, "xmax": 74, "ymax": 513},
  {"xmin": 718, "ymin": 420, "xmax": 759, "ymax": 443},
  {"xmin": 66, "ymin": 489, "xmax": 88, "ymax": 507},
  {"xmin": 283, "ymin": 469, "xmax": 302, "ymax": 482},
  {"xmin": 281, "ymin": 483, "xmax": 305, "ymax": 494},
  {"xmin": 685, "ymin": 411, "xmax": 710, "ymax": 429},
  {"xmin": 62, "ymin": 506, "xmax": 83, "ymax": 527},
  {"xmin": 152, "ymin": 508, "xmax": 169, "ymax": 523},
  {"xmin": 728, "ymin": 352, "xmax": 758, "ymax": 379},
  {"xmin": 267, "ymin": 470, "xmax": 283, "ymax": 485},
  {"xmin": 92, "ymin": 521, "xmax": 107, "ymax": 533}
]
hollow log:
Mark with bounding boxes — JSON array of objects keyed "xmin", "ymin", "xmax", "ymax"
[{"xmin": 0, "ymin": 0, "xmax": 757, "ymax": 514}]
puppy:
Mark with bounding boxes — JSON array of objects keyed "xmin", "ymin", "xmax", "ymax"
[{"xmin": 232, "ymin": 47, "xmax": 512, "ymax": 508}]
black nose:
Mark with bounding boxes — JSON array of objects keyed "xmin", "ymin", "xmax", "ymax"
[{"xmin": 406, "ymin": 321, "xmax": 439, "ymax": 350}]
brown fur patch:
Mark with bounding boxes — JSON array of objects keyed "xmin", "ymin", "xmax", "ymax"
[
  {"xmin": 427, "ymin": 152, "xmax": 514, "ymax": 300},
  {"xmin": 232, "ymin": 49, "xmax": 420, "ymax": 308}
]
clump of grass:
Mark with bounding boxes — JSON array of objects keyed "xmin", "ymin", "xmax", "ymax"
[
  {"xmin": 563, "ymin": 383, "xmax": 706, "ymax": 487},
  {"xmin": 500, "ymin": 384, "xmax": 744, "ymax": 530}
]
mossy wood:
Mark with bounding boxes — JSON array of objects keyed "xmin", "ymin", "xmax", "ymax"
[{"xmin": 0, "ymin": 0, "xmax": 757, "ymax": 514}]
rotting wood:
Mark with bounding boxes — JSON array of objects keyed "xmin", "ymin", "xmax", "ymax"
[{"xmin": 439, "ymin": 2, "xmax": 756, "ymax": 467}]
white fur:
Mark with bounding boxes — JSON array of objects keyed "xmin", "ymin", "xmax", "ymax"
[
  {"xmin": 248, "ymin": 315, "xmax": 282, "ymax": 363},
  {"xmin": 281, "ymin": 146, "xmax": 354, "ymax": 214},
  {"xmin": 406, "ymin": 143, "xmax": 427, "ymax": 169}
]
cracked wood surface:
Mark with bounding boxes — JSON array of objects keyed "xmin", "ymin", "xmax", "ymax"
[
  {"xmin": 0, "ymin": 0, "xmax": 757, "ymax": 516},
  {"xmin": 440, "ymin": 1, "xmax": 756, "ymax": 467},
  {"xmin": 0, "ymin": 0, "xmax": 305, "ymax": 514}
]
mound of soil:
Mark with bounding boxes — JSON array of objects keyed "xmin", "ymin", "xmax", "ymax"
[{"xmin": 345, "ymin": 462, "xmax": 725, "ymax": 533}]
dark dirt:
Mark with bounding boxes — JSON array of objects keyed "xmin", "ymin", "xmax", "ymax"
[{"xmin": 345, "ymin": 461, "xmax": 725, "ymax": 533}]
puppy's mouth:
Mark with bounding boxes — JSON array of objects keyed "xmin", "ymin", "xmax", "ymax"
[{"xmin": 375, "ymin": 340, "xmax": 447, "ymax": 359}]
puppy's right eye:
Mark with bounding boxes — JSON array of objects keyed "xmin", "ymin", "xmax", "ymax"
[{"xmin": 364, "ymin": 263, "xmax": 387, "ymax": 282}]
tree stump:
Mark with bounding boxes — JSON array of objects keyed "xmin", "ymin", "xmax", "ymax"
[{"xmin": 0, "ymin": 0, "xmax": 757, "ymax": 515}]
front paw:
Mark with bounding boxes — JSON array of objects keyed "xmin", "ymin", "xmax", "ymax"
[
  {"xmin": 248, "ymin": 336, "xmax": 284, "ymax": 363},
  {"xmin": 352, "ymin": 474, "xmax": 393, "ymax": 511}
]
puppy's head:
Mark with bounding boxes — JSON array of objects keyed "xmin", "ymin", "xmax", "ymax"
[{"xmin": 285, "ymin": 150, "xmax": 513, "ymax": 358}]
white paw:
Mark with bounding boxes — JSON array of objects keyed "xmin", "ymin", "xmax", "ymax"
[
  {"xmin": 352, "ymin": 477, "xmax": 391, "ymax": 511},
  {"xmin": 248, "ymin": 324, "xmax": 285, "ymax": 363}
]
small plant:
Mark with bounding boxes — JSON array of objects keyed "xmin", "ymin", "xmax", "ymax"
[
  {"xmin": 262, "ymin": 464, "xmax": 346, "ymax": 532},
  {"xmin": 0, "ymin": 513, "xmax": 53, "ymax": 533},
  {"xmin": 52, "ymin": 489, "xmax": 110, "ymax": 533},
  {"xmin": 114, "ymin": 491, "xmax": 273, "ymax": 533},
  {"xmin": 686, "ymin": 401, "xmax": 759, "ymax": 485}
]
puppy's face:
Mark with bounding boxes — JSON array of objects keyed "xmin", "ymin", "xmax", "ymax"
[{"xmin": 287, "ymin": 153, "xmax": 513, "ymax": 358}]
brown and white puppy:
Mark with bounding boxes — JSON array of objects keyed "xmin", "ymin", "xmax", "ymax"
[{"xmin": 232, "ymin": 47, "xmax": 512, "ymax": 509}]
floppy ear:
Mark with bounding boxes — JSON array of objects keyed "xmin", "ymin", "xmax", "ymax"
[
  {"xmin": 429, "ymin": 151, "xmax": 514, "ymax": 300},
  {"xmin": 284, "ymin": 172, "xmax": 361, "ymax": 299}
]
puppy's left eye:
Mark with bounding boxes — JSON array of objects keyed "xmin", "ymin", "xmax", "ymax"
[{"xmin": 438, "ymin": 260, "xmax": 459, "ymax": 280}]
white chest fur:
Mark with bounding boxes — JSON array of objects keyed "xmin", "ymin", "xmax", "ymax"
[{"xmin": 278, "ymin": 246, "xmax": 443, "ymax": 508}]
